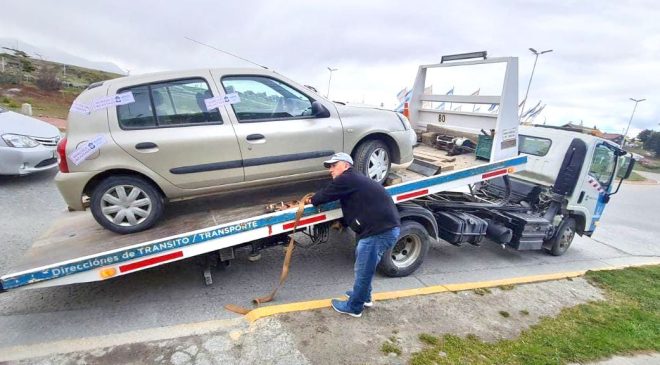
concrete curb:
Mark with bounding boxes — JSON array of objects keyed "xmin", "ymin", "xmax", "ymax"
[{"xmin": 245, "ymin": 261, "xmax": 660, "ymax": 322}]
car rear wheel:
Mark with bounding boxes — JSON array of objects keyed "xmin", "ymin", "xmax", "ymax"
[
  {"xmin": 90, "ymin": 175, "xmax": 164, "ymax": 234},
  {"xmin": 353, "ymin": 140, "xmax": 391, "ymax": 185}
]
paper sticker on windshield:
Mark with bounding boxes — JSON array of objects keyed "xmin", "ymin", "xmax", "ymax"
[
  {"xmin": 92, "ymin": 92, "xmax": 135, "ymax": 111},
  {"xmin": 204, "ymin": 93, "xmax": 241, "ymax": 110},
  {"xmin": 70, "ymin": 102, "xmax": 91, "ymax": 115},
  {"xmin": 69, "ymin": 135, "xmax": 108, "ymax": 165}
]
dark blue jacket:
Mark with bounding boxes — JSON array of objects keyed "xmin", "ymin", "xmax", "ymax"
[{"xmin": 311, "ymin": 168, "xmax": 400, "ymax": 240}]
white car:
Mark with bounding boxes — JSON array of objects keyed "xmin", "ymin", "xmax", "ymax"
[{"xmin": 0, "ymin": 106, "xmax": 61, "ymax": 175}]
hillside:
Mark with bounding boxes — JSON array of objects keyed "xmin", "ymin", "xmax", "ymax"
[{"xmin": 0, "ymin": 51, "xmax": 123, "ymax": 119}]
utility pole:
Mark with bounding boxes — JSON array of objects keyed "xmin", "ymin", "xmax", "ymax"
[
  {"xmin": 520, "ymin": 48, "xmax": 552, "ymax": 118},
  {"xmin": 326, "ymin": 67, "xmax": 338, "ymax": 99},
  {"xmin": 622, "ymin": 98, "xmax": 646, "ymax": 148}
]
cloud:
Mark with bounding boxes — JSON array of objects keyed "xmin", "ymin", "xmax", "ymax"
[{"xmin": 1, "ymin": 0, "xmax": 658, "ymax": 136}]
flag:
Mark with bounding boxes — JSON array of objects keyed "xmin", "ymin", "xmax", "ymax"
[
  {"xmin": 435, "ymin": 87, "xmax": 455, "ymax": 111},
  {"xmin": 524, "ymin": 104, "xmax": 546, "ymax": 122},
  {"xmin": 521, "ymin": 100, "xmax": 541, "ymax": 119},
  {"xmin": 396, "ymin": 88, "xmax": 408, "ymax": 103},
  {"xmin": 471, "ymin": 88, "xmax": 480, "ymax": 112},
  {"xmin": 394, "ymin": 89, "xmax": 412, "ymax": 112}
]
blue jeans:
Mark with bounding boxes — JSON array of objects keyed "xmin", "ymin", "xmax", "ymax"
[{"xmin": 347, "ymin": 226, "xmax": 400, "ymax": 312}]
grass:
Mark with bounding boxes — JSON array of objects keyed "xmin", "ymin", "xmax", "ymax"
[
  {"xmin": 381, "ymin": 341, "xmax": 402, "ymax": 356},
  {"xmin": 625, "ymin": 171, "xmax": 647, "ymax": 182},
  {"xmin": 410, "ymin": 265, "xmax": 660, "ymax": 365},
  {"xmin": 473, "ymin": 288, "xmax": 492, "ymax": 296}
]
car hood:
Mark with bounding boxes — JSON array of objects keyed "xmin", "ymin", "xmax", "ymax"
[{"xmin": 0, "ymin": 110, "xmax": 60, "ymax": 138}]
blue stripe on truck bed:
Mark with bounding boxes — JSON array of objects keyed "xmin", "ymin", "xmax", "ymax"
[{"xmin": 1, "ymin": 155, "xmax": 527, "ymax": 290}]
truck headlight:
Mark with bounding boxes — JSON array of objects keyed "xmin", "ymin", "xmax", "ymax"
[{"xmin": 2, "ymin": 134, "xmax": 40, "ymax": 148}]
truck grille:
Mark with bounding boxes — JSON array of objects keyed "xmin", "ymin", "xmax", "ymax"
[{"xmin": 33, "ymin": 136, "xmax": 60, "ymax": 147}]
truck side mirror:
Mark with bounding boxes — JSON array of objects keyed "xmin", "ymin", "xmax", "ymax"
[
  {"xmin": 311, "ymin": 101, "xmax": 331, "ymax": 118},
  {"xmin": 623, "ymin": 158, "xmax": 635, "ymax": 179}
]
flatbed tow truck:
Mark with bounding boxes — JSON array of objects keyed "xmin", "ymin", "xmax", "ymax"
[{"xmin": 0, "ymin": 53, "xmax": 633, "ymax": 293}]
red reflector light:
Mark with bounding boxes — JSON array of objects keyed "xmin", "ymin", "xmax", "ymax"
[{"xmin": 57, "ymin": 137, "xmax": 69, "ymax": 173}]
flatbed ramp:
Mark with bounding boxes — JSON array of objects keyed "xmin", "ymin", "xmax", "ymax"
[{"xmin": 1, "ymin": 149, "xmax": 526, "ymax": 292}]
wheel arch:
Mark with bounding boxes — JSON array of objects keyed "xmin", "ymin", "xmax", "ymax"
[
  {"xmin": 83, "ymin": 169, "xmax": 166, "ymax": 199},
  {"xmin": 350, "ymin": 133, "xmax": 401, "ymax": 163},
  {"xmin": 397, "ymin": 202, "xmax": 438, "ymax": 240}
]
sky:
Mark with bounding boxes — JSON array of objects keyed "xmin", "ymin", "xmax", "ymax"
[{"xmin": 1, "ymin": 0, "xmax": 658, "ymax": 137}]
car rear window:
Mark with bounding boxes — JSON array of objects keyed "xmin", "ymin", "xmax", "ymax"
[{"xmin": 117, "ymin": 78, "xmax": 222, "ymax": 129}]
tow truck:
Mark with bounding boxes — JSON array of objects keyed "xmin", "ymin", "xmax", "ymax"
[{"xmin": 0, "ymin": 52, "xmax": 634, "ymax": 293}]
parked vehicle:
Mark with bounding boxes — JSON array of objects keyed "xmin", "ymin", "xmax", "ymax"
[
  {"xmin": 0, "ymin": 106, "xmax": 61, "ymax": 175},
  {"xmin": 55, "ymin": 68, "xmax": 416, "ymax": 234}
]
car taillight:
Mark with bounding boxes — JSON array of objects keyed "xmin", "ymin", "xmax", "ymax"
[{"xmin": 57, "ymin": 137, "xmax": 69, "ymax": 173}]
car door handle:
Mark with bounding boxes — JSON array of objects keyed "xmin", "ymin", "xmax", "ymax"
[
  {"xmin": 246, "ymin": 134, "xmax": 265, "ymax": 141},
  {"xmin": 135, "ymin": 142, "xmax": 158, "ymax": 150}
]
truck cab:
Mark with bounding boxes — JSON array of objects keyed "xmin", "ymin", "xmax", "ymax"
[{"xmin": 515, "ymin": 125, "xmax": 634, "ymax": 237}]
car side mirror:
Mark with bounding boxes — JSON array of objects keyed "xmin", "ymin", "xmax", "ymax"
[{"xmin": 311, "ymin": 101, "xmax": 330, "ymax": 118}]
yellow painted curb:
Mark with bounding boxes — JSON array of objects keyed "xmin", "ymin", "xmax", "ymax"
[{"xmin": 244, "ymin": 261, "xmax": 660, "ymax": 323}]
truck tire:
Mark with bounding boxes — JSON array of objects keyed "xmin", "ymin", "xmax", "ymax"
[
  {"xmin": 544, "ymin": 217, "xmax": 576, "ymax": 256},
  {"xmin": 378, "ymin": 220, "xmax": 430, "ymax": 277},
  {"xmin": 353, "ymin": 139, "xmax": 391, "ymax": 185},
  {"xmin": 90, "ymin": 175, "xmax": 164, "ymax": 234}
]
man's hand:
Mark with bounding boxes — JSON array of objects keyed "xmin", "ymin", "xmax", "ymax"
[{"xmin": 303, "ymin": 195, "xmax": 314, "ymax": 205}]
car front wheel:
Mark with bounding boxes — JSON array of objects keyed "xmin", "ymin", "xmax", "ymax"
[
  {"xmin": 353, "ymin": 140, "xmax": 391, "ymax": 184},
  {"xmin": 90, "ymin": 175, "xmax": 164, "ymax": 234}
]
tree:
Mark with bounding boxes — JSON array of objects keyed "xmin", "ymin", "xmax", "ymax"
[
  {"xmin": 637, "ymin": 129, "xmax": 653, "ymax": 143},
  {"xmin": 36, "ymin": 66, "xmax": 61, "ymax": 91},
  {"xmin": 643, "ymin": 131, "xmax": 660, "ymax": 156}
]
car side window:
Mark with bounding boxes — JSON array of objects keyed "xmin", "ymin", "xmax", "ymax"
[
  {"xmin": 117, "ymin": 78, "xmax": 221, "ymax": 129},
  {"xmin": 221, "ymin": 76, "xmax": 313, "ymax": 122},
  {"xmin": 117, "ymin": 85, "xmax": 157, "ymax": 129}
]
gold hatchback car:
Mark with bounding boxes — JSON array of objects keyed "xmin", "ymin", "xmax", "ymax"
[{"xmin": 55, "ymin": 68, "xmax": 416, "ymax": 234}]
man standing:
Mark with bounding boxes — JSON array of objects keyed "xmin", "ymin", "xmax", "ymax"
[{"xmin": 305, "ymin": 152, "xmax": 400, "ymax": 317}]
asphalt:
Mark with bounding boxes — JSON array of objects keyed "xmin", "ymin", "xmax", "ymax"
[{"xmin": 0, "ymin": 170, "xmax": 658, "ymax": 363}]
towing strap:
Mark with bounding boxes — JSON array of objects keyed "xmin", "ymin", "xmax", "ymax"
[{"xmin": 225, "ymin": 193, "xmax": 315, "ymax": 315}]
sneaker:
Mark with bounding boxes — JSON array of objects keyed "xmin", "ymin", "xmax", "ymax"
[
  {"xmin": 345, "ymin": 290, "xmax": 374, "ymax": 308},
  {"xmin": 331, "ymin": 299, "xmax": 362, "ymax": 318}
]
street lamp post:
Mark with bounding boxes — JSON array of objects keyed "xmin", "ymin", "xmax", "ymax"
[
  {"xmin": 622, "ymin": 98, "xmax": 646, "ymax": 148},
  {"xmin": 520, "ymin": 48, "xmax": 553, "ymax": 118},
  {"xmin": 326, "ymin": 67, "xmax": 338, "ymax": 99}
]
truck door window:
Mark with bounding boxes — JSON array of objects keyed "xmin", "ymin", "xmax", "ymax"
[
  {"xmin": 222, "ymin": 76, "xmax": 313, "ymax": 122},
  {"xmin": 588, "ymin": 144, "xmax": 616, "ymax": 188},
  {"xmin": 519, "ymin": 135, "xmax": 551, "ymax": 156}
]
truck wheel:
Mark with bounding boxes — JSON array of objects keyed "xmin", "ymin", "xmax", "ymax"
[
  {"xmin": 90, "ymin": 175, "xmax": 164, "ymax": 234},
  {"xmin": 378, "ymin": 220, "xmax": 430, "ymax": 277},
  {"xmin": 353, "ymin": 140, "xmax": 391, "ymax": 184},
  {"xmin": 544, "ymin": 217, "xmax": 576, "ymax": 256}
]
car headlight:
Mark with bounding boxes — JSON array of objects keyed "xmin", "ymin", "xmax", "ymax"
[{"xmin": 2, "ymin": 133, "xmax": 40, "ymax": 148}]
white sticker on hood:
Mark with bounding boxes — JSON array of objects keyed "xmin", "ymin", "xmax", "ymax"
[{"xmin": 69, "ymin": 135, "xmax": 108, "ymax": 165}]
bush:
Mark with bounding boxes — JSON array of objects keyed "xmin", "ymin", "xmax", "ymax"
[{"xmin": 36, "ymin": 66, "xmax": 62, "ymax": 91}]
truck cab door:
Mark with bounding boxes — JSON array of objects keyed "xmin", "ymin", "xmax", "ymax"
[{"xmin": 578, "ymin": 143, "xmax": 618, "ymax": 233}]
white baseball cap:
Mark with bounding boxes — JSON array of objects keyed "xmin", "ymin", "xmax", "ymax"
[{"xmin": 323, "ymin": 152, "xmax": 354, "ymax": 167}]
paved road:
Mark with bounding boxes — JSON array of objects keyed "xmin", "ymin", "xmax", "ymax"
[{"xmin": 0, "ymin": 170, "xmax": 658, "ymax": 348}]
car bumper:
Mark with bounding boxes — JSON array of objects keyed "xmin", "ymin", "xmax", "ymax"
[
  {"xmin": 55, "ymin": 170, "xmax": 98, "ymax": 211},
  {"xmin": 0, "ymin": 145, "xmax": 58, "ymax": 175}
]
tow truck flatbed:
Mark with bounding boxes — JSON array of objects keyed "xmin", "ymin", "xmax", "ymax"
[{"xmin": 1, "ymin": 150, "xmax": 526, "ymax": 292}]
